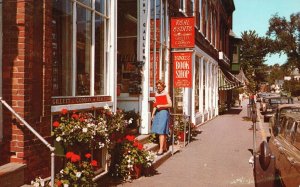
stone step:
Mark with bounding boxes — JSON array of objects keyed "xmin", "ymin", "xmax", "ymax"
[
  {"xmin": 0, "ymin": 163, "xmax": 26, "ymax": 187},
  {"xmin": 135, "ymin": 134, "xmax": 151, "ymax": 144},
  {"xmin": 143, "ymin": 142, "xmax": 159, "ymax": 152}
]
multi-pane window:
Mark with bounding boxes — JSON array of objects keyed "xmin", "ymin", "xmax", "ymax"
[
  {"xmin": 52, "ymin": 0, "xmax": 108, "ymax": 97},
  {"xmin": 150, "ymin": 0, "xmax": 169, "ymax": 91}
]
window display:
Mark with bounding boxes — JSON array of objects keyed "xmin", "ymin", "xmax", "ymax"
[{"xmin": 52, "ymin": 0, "xmax": 108, "ymax": 97}]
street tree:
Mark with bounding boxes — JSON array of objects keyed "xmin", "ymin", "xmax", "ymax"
[
  {"xmin": 240, "ymin": 30, "xmax": 270, "ymax": 92},
  {"xmin": 267, "ymin": 13, "xmax": 300, "ymax": 69}
]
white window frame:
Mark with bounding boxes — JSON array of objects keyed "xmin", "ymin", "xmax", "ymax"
[
  {"xmin": 0, "ymin": 0, "xmax": 2, "ymax": 141},
  {"xmin": 198, "ymin": 0, "xmax": 202, "ymax": 32},
  {"xmin": 179, "ymin": 0, "xmax": 186, "ymax": 13},
  {"xmin": 54, "ymin": 0, "xmax": 109, "ymax": 97}
]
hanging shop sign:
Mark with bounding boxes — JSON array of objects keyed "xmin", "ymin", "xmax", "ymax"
[
  {"xmin": 173, "ymin": 52, "xmax": 193, "ymax": 88},
  {"xmin": 171, "ymin": 17, "xmax": 195, "ymax": 48},
  {"xmin": 52, "ymin": 96, "xmax": 112, "ymax": 105}
]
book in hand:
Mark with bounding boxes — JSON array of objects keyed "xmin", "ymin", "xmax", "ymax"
[{"xmin": 153, "ymin": 95, "xmax": 168, "ymax": 107}]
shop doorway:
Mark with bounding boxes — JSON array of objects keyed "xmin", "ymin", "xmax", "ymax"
[{"xmin": 116, "ymin": 0, "xmax": 139, "ymax": 111}]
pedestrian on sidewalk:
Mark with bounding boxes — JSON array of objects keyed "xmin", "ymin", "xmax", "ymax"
[
  {"xmin": 239, "ymin": 92, "xmax": 243, "ymax": 107},
  {"xmin": 151, "ymin": 80, "xmax": 172, "ymax": 156}
]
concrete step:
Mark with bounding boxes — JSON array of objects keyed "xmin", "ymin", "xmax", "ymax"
[
  {"xmin": 0, "ymin": 163, "xmax": 26, "ymax": 187},
  {"xmin": 135, "ymin": 134, "xmax": 151, "ymax": 144},
  {"xmin": 143, "ymin": 142, "xmax": 159, "ymax": 152}
]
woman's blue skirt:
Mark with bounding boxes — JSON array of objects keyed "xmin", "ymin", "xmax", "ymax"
[{"xmin": 152, "ymin": 109, "xmax": 170, "ymax": 135}]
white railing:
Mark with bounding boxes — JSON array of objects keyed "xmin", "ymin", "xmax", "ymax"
[{"xmin": 0, "ymin": 97, "xmax": 55, "ymax": 187}]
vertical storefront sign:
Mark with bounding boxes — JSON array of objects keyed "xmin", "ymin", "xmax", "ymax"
[
  {"xmin": 150, "ymin": 52, "xmax": 160, "ymax": 87},
  {"xmin": 138, "ymin": 0, "xmax": 149, "ymax": 64},
  {"xmin": 171, "ymin": 17, "xmax": 195, "ymax": 48},
  {"xmin": 173, "ymin": 52, "xmax": 193, "ymax": 88}
]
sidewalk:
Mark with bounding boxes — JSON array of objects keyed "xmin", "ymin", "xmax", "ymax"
[{"xmin": 98, "ymin": 100, "xmax": 263, "ymax": 187}]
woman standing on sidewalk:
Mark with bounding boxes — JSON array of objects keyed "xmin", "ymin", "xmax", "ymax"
[{"xmin": 151, "ymin": 80, "xmax": 172, "ymax": 156}]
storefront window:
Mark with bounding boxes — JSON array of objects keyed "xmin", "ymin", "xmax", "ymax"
[
  {"xmin": 52, "ymin": 0, "xmax": 108, "ymax": 97},
  {"xmin": 150, "ymin": 0, "xmax": 169, "ymax": 91},
  {"xmin": 117, "ymin": 0, "xmax": 137, "ymax": 94},
  {"xmin": 76, "ymin": 6, "xmax": 92, "ymax": 95}
]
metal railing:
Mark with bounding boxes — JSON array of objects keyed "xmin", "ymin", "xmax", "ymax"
[
  {"xmin": 0, "ymin": 97, "xmax": 55, "ymax": 187},
  {"xmin": 169, "ymin": 113, "xmax": 191, "ymax": 155}
]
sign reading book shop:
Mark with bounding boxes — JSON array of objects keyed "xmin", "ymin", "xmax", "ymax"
[
  {"xmin": 171, "ymin": 17, "xmax": 195, "ymax": 48},
  {"xmin": 173, "ymin": 52, "xmax": 193, "ymax": 88}
]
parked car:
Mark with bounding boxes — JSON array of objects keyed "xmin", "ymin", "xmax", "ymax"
[
  {"xmin": 263, "ymin": 97, "xmax": 294, "ymax": 122},
  {"xmin": 268, "ymin": 112, "xmax": 300, "ymax": 187},
  {"xmin": 259, "ymin": 93, "xmax": 280, "ymax": 113},
  {"xmin": 269, "ymin": 104, "xmax": 300, "ymax": 136}
]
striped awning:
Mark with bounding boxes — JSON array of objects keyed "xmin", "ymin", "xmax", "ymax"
[{"xmin": 218, "ymin": 68, "xmax": 242, "ymax": 90}]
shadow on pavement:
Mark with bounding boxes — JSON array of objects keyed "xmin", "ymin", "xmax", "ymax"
[{"xmin": 223, "ymin": 107, "xmax": 242, "ymax": 115}]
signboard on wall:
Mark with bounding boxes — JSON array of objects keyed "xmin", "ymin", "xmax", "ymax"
[
  {"xmin": 170, "ymin": 17, "xmax": 195, "ymax": 48},
  {"xmin": 173, "ymin": 52, "xmax": 193, "ymax": 88}
]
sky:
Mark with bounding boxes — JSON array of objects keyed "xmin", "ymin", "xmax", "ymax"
[{"xmin": 232, "ymin": 0, "xmax": 300, "ymax": 66}]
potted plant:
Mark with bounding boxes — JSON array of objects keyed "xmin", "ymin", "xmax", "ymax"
[
  {"xmin": 52, "ymin": 106, "xmax": 130, "ymax": 186},
  {"xmin": 110, "ymin": 135, "xmax": 155, "ymax": 181},
  {"xmin": 173, "ymin": 115, "xmax": 190, "ymax": 142},
  {"xmin": 55, "ymin": 152, "xmax": 98, "ymax": 187}
]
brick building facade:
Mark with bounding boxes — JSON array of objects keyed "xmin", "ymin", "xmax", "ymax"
[{"xmin": 0, "ymin": 0, "xmax": 239, "ymax": 184}]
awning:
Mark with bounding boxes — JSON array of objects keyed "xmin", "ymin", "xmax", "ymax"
[{"xmin": 218, "ymin": 68, "xmax": 242, "ymax": 90}]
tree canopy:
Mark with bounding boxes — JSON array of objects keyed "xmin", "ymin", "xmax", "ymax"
[
  {"xmin": 267, "ymin": 13, "xmax": 300, "ymax": 69},
  {"xmin": 240, "ymin": 30, "xmax": 270, "ymax": 92}
]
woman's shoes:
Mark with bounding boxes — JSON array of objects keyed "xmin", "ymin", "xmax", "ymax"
[{"xmin": 156, "ymin": 151, "xmax": 164, "ymax": 156}]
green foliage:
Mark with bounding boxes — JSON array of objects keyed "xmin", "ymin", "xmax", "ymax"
[
  {"xmin": 267, "ymin": 13, "xmax": 300, "ymax": 69},
  {"xmin": 240, "ymin": 30, "xmax": 270, "ymax": 92},
  {"xmin": 283, "ymin": 79, "xmax": 300, "ymax": 96},
  {"xmin": 110, "ymin": 135, "xmax": 155, "ymax": 181},
  {"xmin": 123, "ymin": 110, "xmax": 141, "ymax": 129},
  {"xmin": 55, "ymin": 152, "xmax": 97, "ymax": 187}
]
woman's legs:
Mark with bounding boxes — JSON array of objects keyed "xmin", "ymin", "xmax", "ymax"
[{"xmin": 158, "ymin": 134, "xmax": 168, "ymax": 154}]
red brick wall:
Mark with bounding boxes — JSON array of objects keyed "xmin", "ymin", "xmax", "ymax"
[{"xmin": 1, "ymin": 0, "xmax": 53, "ymax": 183}]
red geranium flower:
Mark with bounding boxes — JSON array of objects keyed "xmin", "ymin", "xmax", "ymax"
[
  {"xmin": 71, "ymin": 113, "xmax": 79, "ymax": 120},
  {"xmin": 85, "ymin": 153, "xmax": 92, "ymax": 159},
  {"xmin": 117, "ymin": 138, "xmax": 122, "ymax": 143},
  {"xmin": 61, "ymin": 108, "xmax": 68, "ymax": 115},
  {"xmin": 56, "ymin": 180, "xmax": 62, "ymax": 187},
  {"xmin": 53, "ymin": 121, "xmax": 60, "ymax": 128},
  {"xmin": 71, "ymin": 154, "xmax": 81, "ymax": 163},
  {"xmin": 137, "ymin": 143, "xmax": 143, "ymax": 150},
  {"xmin": 91, "ymin": 160, "xmax": 97, "ymax": 167},
  {"xmin": 125, "ymin": 135, "xmax": 135, "ymax": 142},
  {"xmin": 66, "ymin": 152, "xmax": 74, "ymax": 159}
]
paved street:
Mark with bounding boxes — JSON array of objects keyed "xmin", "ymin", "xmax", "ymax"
[{"xmin": 103, "ymin": 100, "xmax": 269, "ymax": 187}]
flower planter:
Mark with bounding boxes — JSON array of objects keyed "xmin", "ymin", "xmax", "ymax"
[
  {"xmin": 132, "ymin": 164, "xmax": 142, "ymax": 179},
  {"xmin": 176, "ymin": 131, "xmax": 186, "ymax": 142}
]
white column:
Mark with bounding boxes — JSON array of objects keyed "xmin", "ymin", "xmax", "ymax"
[
  {"xmin": 0, "ymin": 0, "xmax": 2, "ymax": 141},
  {"xmin": 191, "ymin": 54, "xmax": 196, "ymax": 125},
  {"xmin": 108, "ymin": 0, "xmax": 117, "ymax": 111},
  {"xmin": 199, "ymin": 57, "xmax": 204, "ymax": 114},
  {"xmin": 138, "ymin": 0, "xmax": 151, "ymax": 134}
]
